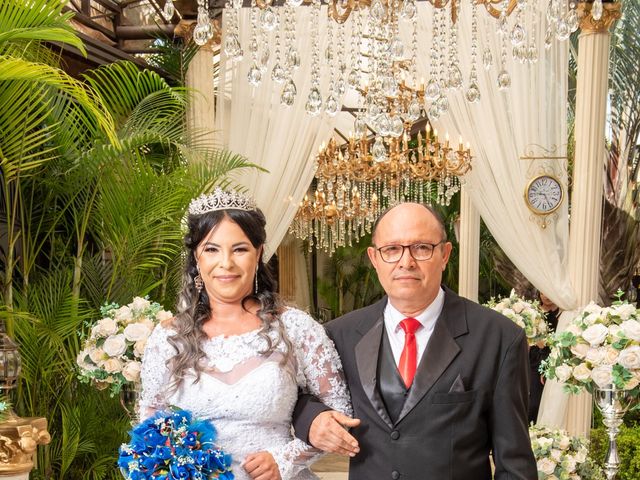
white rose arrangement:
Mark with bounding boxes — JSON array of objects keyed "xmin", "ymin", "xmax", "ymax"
[
  {"xmin": 543, "ymin": 294, "xmax": 640, "ymax": 396},
  {"xmin": 486, "ymin": 290, "xmax": 550, "ymax": 346},
  {"xmin": 77, "ymin": 297, "xmax": 171, "ymax": 396},
  {"xmin": 529, "ymin": 425, "xmax": 604, "ymax": 480}
]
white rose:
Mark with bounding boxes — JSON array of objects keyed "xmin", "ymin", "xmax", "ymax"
[
  {"xmin": 585, "ymin": 347, "xmax": 606, "ymax": 365},
  {"xmin": 554, "ymin": 364, "xmax": 573, "ymax": 382},
  {"xmin": 102, "ymin": 334, "xmax": 127, "ymax": 357},
  {"xmin": 102, "ymin": 357, "xmax": 123, "ymax": 373},
  {"xmin": 615, "ymin": 303, "xmax": 637, "ymax": 321},
  {"xmin": 537, "ymin": 437, "xmax": 554, "ymax": 449},
  {"xmin": 572, "ymin": 363, "xmax": 592, "ymax": 381},
  {"xmin": 114, "ymin": 305, "xmax": 133, "ymax": 322},
  {"xmin": 609, "ymin": 324, "xmax": 622, "ymax": 337},
  {"xmin": 564, "ymin": 456, "xmax": 577, "ymax": 473},
  {"xmin": 92, "ymin": 317, "xmax": 118, "ymax": 337},
  {"xmin": 123, "ymin": 323, "xmax": 152, "ymax": 342},
  {"xmin": 565, "ymin": 323, "xmax": 583, "ymax": 336},
  {"xmin": 130, "ymin": 297, "xmax": 151, "ymax": 311},
  {"xmin": 574, "ymin": 448, "xmax": 587, "ymax": 463},
  {"xmin": 558, "ymin": 436, "xmax": 571, "ymax": 450},
  {"xmin": 625, "ymin": 375, "xmax": 640, "ymax": 390},
  {"xmin": 122, "ymin": 361, "xmax": 141, "ymax": 382},
  {"xmin": 570, "ymin": 343, "xmax": 590, "ymax": 359},
  {"xmin": 537, "ymin": 457, "xmax": 557, "ymax": 475},
  {"xmin": 156, "ymin": 310, "xmax": 173, "ymax": 322},
  {"xmin": 133, "ymin": 340, "xmax": 147, "ymax": 357},
  {"xmin": 550, "ymin": 448, "xmax": 562, "ymax": 461},
  {"xmin": 620, "ymin": 320, "xmax": 640, "ymax": 341},
  {"xmin": 591, "ymin": 365, "xmax": 613, "ymax": 388},
  {"xmin": 76, "ymin": 350, "xmax": 96, "ymax": 371},
  {"xmin": 618, "ymin": 345, "xmax": 640, "ymax": 370},
  {"xmin": 512, "ymin": 301, "xmax": 525, "ymax": 314},
  {"xmin": 89, "ymin": 348, "xmax": 106, "ymax": 363},
  {"xmin": 583, "ymin": 302, "xmax": 602, "ymax": 315},
  {"xmin": 582, "ymin": 324, "xmax": 609, "ymax": 347},
  {"xmin": 502, "ymin": 308, "xmax": 515, "ymax": 318},
  {"xmin": 142, "ymin": 318, "xmax": 156, "ymax": 331},
  {"xmin": 583, "ymin": 312, "xmax": 601, "ymax": 326},
  {"xmin": 602, "ymin": 346, "xmax": 620, "ymax": 365}
]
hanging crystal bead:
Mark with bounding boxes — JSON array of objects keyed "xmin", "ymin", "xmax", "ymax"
[
  {"xmin": 592, "ymin": 0, "xmax": 603, "ymax": 21},
  {"xmin": 305, "ymin": 87, "xmax": 323, "ymax": 116},
  {"xmin": 400, "ymin": 0, "xmax": 417, "ymax": 20},
  {"xmin": 247, "ymin": 63, "xmax": 262, "ymax": 86},
  {"xmin": 510, "ymin": 23, "xmax": 526, "ymax": 46},
  {"xmin": 325, "ymin": 94, "xmax": 340, "ymax": 116},
  {"xmin": 465, "ymin": 83, "xmax": 481, "ymax": 103},
  {"xmin": 497, "ymin": 70, "xmax": 511, "ymax": 90},
  {"xmin": 372, "ymin": 137, "xmax": 387, "ymax": 163},
  {"xmin": 425, "ymin": 79, "xmax": 440, "ymax": 101},
  {"xmin": 271, "ymin": 63, "xmax": 286, "ymax": 83},
  {"xmin": 447, "ymin": 65, "xmax": 463, "ymax": 89},
  {"xmin": 163, "ymin": 0, "xmax": 174, "ymax": 20},
  {"xmin": 261, "ymin": 7, "xmax": 279, "ymax": 31},
  {"xmin": 555, "ymin": 19, "xmax": 570, "ymax": 41}
]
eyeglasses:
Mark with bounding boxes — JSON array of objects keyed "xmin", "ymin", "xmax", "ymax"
[{"xmin": 375, "ymin": 242, "xmax": 445, "ymax": 263}]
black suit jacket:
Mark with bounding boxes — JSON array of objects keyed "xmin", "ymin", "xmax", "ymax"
[{"xmin": 293, "ymin": 287, "xmax": 537, "ymax": 480}]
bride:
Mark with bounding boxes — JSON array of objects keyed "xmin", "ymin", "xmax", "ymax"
[{"xmin": 139, "ymin": 188, "xmax": 352, "ymax": 480}]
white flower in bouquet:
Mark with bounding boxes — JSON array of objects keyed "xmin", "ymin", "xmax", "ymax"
[
  {"xmin": 122, "ymin": 361, "xmax": 142, "ymax": 382},
  {"xmin": 77, "ymin": 297, "xmax": 171, "ymax": 396},
  {"xmin": 486, "ymin": 290, "xmax": 550, "ymax": 346},
  {"xmin": 543, "ymin": 292, "xmax": 640, "ymax": 396},
  {"xmin": 529, "ymin": 425, "xmax": 604, "ymax": 480}
]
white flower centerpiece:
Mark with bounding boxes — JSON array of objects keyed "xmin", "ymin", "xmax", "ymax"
[
  {"xmin": 77, "ymin": 297, "xmax": 172, "ymax": 396},
  {"xmin": 543, "ymin": 295, "xmax": 640, "ymax": 396},
  {"xmin": 530, "ymin": 424, "xmax": 604, "ymax": 480},
  {"xmin": 486, "ymin": 290, "xmax": 550, "ymax": 346}
]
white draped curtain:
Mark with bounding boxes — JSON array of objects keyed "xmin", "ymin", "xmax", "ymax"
[
  {"xmin": 215, "ymin": 7, "xmax": 352, "ymax": 258},
  {"xmin": 217, "ymin": 0, "xmax": 580, "ymax": 428},
  {"xmin": 412, "ymin": 1, "xmax": 577, "ymax": 312},
  {"xmin": 411, "ymin": 1, "xmax": 579, "ymax": 428}
]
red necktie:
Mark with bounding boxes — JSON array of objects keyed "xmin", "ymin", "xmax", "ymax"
[{"xmin": 398, "ymin": 318, "xmax": 421, "ymax": 388}]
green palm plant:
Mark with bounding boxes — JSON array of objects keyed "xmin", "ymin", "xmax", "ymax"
[{"xmin": 1, "ymin": 2, "xmax": 260, "ymax": 478}]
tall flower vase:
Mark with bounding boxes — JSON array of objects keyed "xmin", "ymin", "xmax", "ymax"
[
  {"xmin": 119, "ymin": 381, "xmax": 141, "ymax": 426},
  {"xmin": 593, "ymin": 386, "xmax": 637, "ymax": 480}
]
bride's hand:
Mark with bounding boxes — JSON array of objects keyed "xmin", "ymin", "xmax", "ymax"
[{"xmin": 243, "ymin": 451, "xmax": 281, "ymax": 480}]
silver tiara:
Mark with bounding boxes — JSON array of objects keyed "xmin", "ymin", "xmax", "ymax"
[{"xmin": 188, "ymin": 188, "xmax": 257, "ymax": 215}]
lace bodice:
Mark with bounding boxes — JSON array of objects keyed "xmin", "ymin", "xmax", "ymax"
[{"xmin": 140, "ymin": 308, "xmax": 352, "ymax": 480}]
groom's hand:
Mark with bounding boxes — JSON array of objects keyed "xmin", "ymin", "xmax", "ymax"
[
  {"xmin": 309, "ymin": 410, "xmax": 360, "ymax": 456},
  {"xmin": 243, "ymin": 451, "xmax": 281, "ymax": 480}
]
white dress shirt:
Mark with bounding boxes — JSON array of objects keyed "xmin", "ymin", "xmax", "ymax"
[{"xmin": 383, "ymin": 287, "xmax": 445, "ymax": 366}]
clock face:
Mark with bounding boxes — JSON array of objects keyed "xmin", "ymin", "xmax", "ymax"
[{"xmin": 525, "ymin": 175, "xmax": 563, "ymax": 214}]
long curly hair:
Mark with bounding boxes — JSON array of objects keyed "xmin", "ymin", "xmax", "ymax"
[{"xmin": 167, "ymin": 208, "xmax": 291, "ymax": 391}]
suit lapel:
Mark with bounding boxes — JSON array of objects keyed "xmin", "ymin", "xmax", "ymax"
[
  {"xmin": 396, "ymin": 287, "xmax": 467, "ymax": 423},
  {"xmin": 355, "ymin": 300, "xmax": 394, "ymax": 429}
]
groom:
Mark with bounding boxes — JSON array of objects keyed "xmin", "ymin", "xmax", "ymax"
[{"xmin": 293, "ymin": 203, "xmax": 536, "ymax": 479}]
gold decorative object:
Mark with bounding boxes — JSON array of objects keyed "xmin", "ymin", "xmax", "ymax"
[
  {"xmin": 577, "ymin": 1, "xmax": 622, "ymax": 34},
  {"xmin": 0, "ymin": 416, "xmax": 51, "ymax": 477},
  {"xmin": 289, "ymin": 123, "xmax": 472, "ymax": 253}
]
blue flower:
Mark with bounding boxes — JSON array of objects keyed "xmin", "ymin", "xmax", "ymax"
[{"xmin": 118, "ymin": 409, "xmax": 234, "ymax": 480}]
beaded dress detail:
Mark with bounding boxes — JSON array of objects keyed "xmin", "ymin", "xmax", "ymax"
[{"xmin": 140, "ymin": 308, "xmax": 351, "ymax": 480}]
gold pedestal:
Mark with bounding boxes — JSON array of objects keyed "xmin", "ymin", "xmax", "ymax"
[{"xmin": 0, "ymin": 415, "xmax": 51, "ymax": 477}]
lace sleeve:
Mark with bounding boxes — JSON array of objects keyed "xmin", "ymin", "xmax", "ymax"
[
  {"xmin": 266, "ymin": 309, "xmax": 352, "ymax": 480},
  {"xmin": 139, "ymin": 324, "xmax": 176, "ymax": 420}
]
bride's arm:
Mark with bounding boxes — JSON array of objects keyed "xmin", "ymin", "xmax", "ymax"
[
  {"xmin": 139, "ymin": 324, "xmax": 175, "ymax": 420},
  {"xmin": 265, "ymin": 310, "xmax": 352, "ymax": 480}
]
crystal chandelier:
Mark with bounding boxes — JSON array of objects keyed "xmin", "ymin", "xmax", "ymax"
[{"xmin": 288, "ymin": 124, "xmax": 472, "ymax": 254}]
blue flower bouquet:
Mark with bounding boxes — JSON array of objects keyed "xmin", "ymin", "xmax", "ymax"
[{"xmin": 118, "ymin": 409, "xmax": 234, "ymax": 479}]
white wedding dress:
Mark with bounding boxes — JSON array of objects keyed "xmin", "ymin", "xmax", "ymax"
[{"xmin": 139, "ymin": 308, "xmax": 352, "ymax": 480}]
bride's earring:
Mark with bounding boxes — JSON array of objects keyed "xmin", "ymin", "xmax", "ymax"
[
  {"xmin": 194, "ymin": 265, "xmax": 203, "ymax": 293},
  {"xmin": 254, "ymin": 264, "xmax": 259, "ymax": 294}
]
